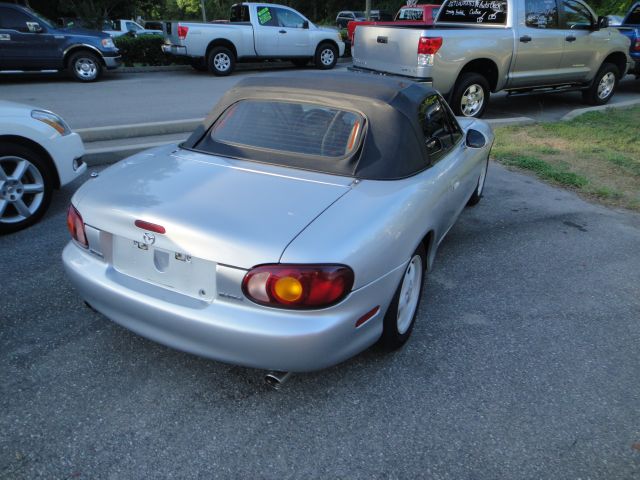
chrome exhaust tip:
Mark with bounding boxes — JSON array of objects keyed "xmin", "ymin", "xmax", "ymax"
[{"xmin": 264, "ymin": 371, "xmax": 292, "ymax": 390}]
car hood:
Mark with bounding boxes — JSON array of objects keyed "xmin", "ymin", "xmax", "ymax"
[{"xmin": 72, "ymin": 146, "xmax": 353, "ymax": 269}]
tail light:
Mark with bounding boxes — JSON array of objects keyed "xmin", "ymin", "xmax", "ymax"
[
  {"xmin": 634, "ymin": 39, "xmax": 640, "ymax": 52},
  {"xmin": 66, "ymin": 205, "xmax": 88, "ymax": 248},
  {"xmin": 417, "ymin": 36, "xmax": 442, "ymax": 66},
  {"xmin": 178, "ymin": 25, "xmax": 189, "ymax": 40},
  {"xmin": 242, "ymin": 264, "xmax": 354, "ymax": 310}
]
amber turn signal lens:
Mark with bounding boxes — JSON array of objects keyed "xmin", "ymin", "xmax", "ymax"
[{"xmin": 273, "ymin": 276, "xmax": 303, "ymax": 302}]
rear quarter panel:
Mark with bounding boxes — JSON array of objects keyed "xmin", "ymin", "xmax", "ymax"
[{"xmin": 173, "ymin": 22, "xmax": 254, "ymax": 57}]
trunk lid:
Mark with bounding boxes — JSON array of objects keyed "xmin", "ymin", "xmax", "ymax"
[{"xmin": 74, "ymin": 147, "xmax": 352, "ymax": 271}]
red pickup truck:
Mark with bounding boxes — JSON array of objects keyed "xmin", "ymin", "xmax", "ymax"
[{"xmin": 347, "ymin": 4, "xmax": 440, "ymax": 44}]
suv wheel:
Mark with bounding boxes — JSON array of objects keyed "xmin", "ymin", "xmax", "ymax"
[{"xmin": 68, "ymin": 51, "xmax": 102, "ymax": 82}]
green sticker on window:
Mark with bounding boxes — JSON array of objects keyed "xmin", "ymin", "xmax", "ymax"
[{"xmin": 258, "ymin": 7, "xmax": 272, "ymax": 25}]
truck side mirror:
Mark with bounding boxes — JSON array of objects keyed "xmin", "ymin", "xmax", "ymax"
[
  {"xmin": 466, "ymin": 129, "xmax": 486, "ymax": 148},
  {"xmin": 302, "ymin": 20, "xmax": 309, "ymax": 29}
]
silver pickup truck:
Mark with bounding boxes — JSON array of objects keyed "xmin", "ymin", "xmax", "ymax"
[
  {"xmin": 352, "ymin": 0, "xmax": 632, "ymax": 117},
  {"xmin": 163, "ymin": 2, "xmax": 345, "ymax": 76}
]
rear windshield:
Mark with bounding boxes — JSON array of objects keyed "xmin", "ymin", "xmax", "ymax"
[
  {"xmin": 204, "ymin": 100, "xmax": 364, "ymax": 160},
  {"xmin": 438, "ymin": 0, "xmax": 508, "ymax": 24},
  {"xmin": 397, "ymin": 8, "xmax": 424, "ymax": 20},
  {"xmin": 230, "ymin": 4, "xmax": 250, "ymax": 22}
]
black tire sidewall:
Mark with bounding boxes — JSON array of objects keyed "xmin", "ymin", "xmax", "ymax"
[
  {"xmin": 380, "ymin": 243, "xmax": 427, "ymax": 349},
  {"xmin": 451, "ymin": 72, "xmax": 490, "ymax": 118},
  {"xmin": 584, "ymin": 63, "xmax": 619, "ymax": 106},
  {"xmin": 68, "ymin": 51, "xmax": 102, "ymax": 82},
  {"xmin": 315, "ymin": 43, "xmax": 338, "ymax": 70},
  {"xmin": 0, "ymin": 143, "xmax": 54, "ymax": 234},
  {"xmin": 467, "ymin": 156, "xmax": 489, "ymax": 206},
  {"xmin": 208, "ymin": 47, "xmax": 235, "ymax": 76}
]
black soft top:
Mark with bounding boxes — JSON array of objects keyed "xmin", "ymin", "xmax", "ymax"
[{"xmin": 183, "ymin": 71, "xmax": 438, "ymax": 180}]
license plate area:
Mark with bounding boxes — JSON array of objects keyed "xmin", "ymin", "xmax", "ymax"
[{"xmin": 112, "ymin": 236, "xmax": 215, "ymax": 301}]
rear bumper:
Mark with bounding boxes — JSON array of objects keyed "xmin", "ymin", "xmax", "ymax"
[
  {"xmin": 348, "ymin": 65, "xmax": 434, "ymax": 86},
  {"xmin": 162, "ymin": 44, "xmax": 188, "ymax": 56},
  {"xmin": 62, "ymin": 242, "xmax": 404, "ymax": 372}
]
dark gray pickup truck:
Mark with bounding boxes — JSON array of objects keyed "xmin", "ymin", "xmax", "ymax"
[
  {"xmin": 0, "ymin": 2, "xmax": 121, "ymax": 81},
  {"xmin": 352, "ymin": 0, "xmax": 633, "ymax": 117}
]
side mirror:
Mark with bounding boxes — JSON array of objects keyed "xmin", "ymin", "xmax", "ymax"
[
  {"xmin": 27, "ymin": 22, "xmax": 43, "ymax": 33},
  {"xmin": 597, "ymin": 16, "xmax": 609, "ymax": 29},
  {"xmin": 466, "ymin": 129, "xmax": 486, "ymax": 148},
  {"xmin": 302, "ymin": 20, "xmax": 309, "ymax": 29}
]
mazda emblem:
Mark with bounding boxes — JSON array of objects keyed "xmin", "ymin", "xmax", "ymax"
[{"xmin": 143, "ymin": 232, "xmax": 156, "ymax": 245}]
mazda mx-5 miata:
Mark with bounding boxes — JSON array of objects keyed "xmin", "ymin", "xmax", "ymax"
[{"xmin": 63, "ymin": 71, "xmax": 494, "ymax": 374}]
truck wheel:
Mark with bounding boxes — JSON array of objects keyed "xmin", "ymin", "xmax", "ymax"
[
  {"xmin": 0, "ymin": 143, "xmax": 54, "ymax": 234},
  {"xmin": 68, "ymin": 51, "xmax": 102, "ymax": 82},
  {"xmin": 314, "ymin": 43, "xmax": 338, "ymax": 70},
  {"xmin": 582, "ymin": 63, "xmax": 619, "ymax": 106},
  {"xmin": 451, "ymin": 72, "xmax": 490, "ymax": 118},
  {"xmin": 208, "ymin": 47, "xmax": 235, "ymax": 76}
]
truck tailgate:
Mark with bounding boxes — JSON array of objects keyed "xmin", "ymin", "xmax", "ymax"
[{"xmin": 353, "ymin": 26, "xmax": 428, "ymax": 78}]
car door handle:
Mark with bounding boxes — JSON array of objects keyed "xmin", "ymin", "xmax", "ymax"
[
  {"xmin": 565, "ymin": 35, "xmax": 576, "ymax": 42},
  {"xmin": 279, "ymin": 29, "xmax": 286, "ymax": 34},
  {"xmin": 519, "ymin": 35, "xmax": 532, "ymax": 43},
  {"xmin": 0, "ymin": 34, "xmax": 10, "ymax": 41}
]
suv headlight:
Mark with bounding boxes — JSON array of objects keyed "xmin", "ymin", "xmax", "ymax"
[
  {"xmin": 101, "ymin": 38, "xmax": 115, "ymax": 49},
  {"xmin": 31, "ymin": 110, "xmax": 72, "ymax": 136}
]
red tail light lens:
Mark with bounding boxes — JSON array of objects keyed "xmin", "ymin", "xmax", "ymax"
[
  {"xmin": 418, "ymin": 36, "xmax": 442, "ymax": 55},
  {"xmin": 66, "ymin": 205, "xmax": 88, "ymax": 248},
  {"xmin": 634, "ymin": 39, "xmax": 640, "ymax": 52},
  {"xmin": 242, "ymin": 264, "xmax": 354, "ymax": 309},
  {"xmin": 178, "ymin": 25, "xmax": 189, "ymax": 40}
]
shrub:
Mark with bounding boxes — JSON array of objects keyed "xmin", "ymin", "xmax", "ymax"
[{"xmin": 114, "ymin": 34, "xmax": 187, "ymax": 67}]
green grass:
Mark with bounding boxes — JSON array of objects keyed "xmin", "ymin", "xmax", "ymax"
[{"xmin": 492, "ymin": 106, "xmax": 640, "ymax": 211}]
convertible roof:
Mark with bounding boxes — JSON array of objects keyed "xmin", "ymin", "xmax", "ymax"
[{"xmin": 183, "ymin": 71, "xmax": 440, "ymax": 180}]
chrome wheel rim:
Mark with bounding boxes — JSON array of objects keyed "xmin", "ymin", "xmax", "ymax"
[
  {"xmin": 74, "ymin": 57, "xmax": 98, "ymax": 80},
  {"xmin": 213, "ymin": 53, "xmax": 231, "ymax": 72},
  {"xmin": 320, "ymin": 48, "xmax": 335, "ymax": 66},
  {"xmin": 461, "ymin": 84, "xmax": 485, "ymax": 117},
  {"xmin": 0, "ymin": 156, "xmax": 45, "ymax": 224},
  {"xmin": 597, "ymin": 72, "xmax": 615, "ymax": 99},
  {"xmin": 397, "ymin": 254, "xmax": 423, "ymax": 335}
]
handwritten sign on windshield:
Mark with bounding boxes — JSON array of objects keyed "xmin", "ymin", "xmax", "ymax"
[{"xmin": 438, "ymin": 0, "xmax": 507, "ymax": 24}]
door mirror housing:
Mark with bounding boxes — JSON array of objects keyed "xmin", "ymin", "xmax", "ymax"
[
  {"xmin": 302, "ymin": 20, "xmax": 309, "ymax": 29},
  {"xmin": 466, "ymin": 129, "xmax": 486, "ymax": 148}
]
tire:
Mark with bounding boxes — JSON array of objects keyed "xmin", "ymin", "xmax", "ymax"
[
  {"xmin": 582, "ymin": 62, "xmax": 619, "ymax": 106},
  {"xmin": 207, "ymin": 47, "xmax": 235, "ymax": 76},
  {"xmin": 0, "ymin": 143, "xmax": 53, "ymax": 234},
  {"xmin": 314, "ymin": 42, "xmax": 338, "ymax": 70},
  {"xmin": 467, "ymin": 155, "xmax": 489, "ymax": 206},
  {"xmin": 380, "ymin": 243, "xmax": 427, "ymax": 350},
  {"xmin": 451, "ymin": 72, "xmax": 490, "ymax": 118},
  {"xmin": 68, "ymin": 51, "xmax": 102, "ymax": 82},
  {"xmin": 291, "ymin": 58, "xmax": 309, "ymax": 68},
  {"xmin": 190, "ymin": 58, "xmax": 208, "ymax": 72}
]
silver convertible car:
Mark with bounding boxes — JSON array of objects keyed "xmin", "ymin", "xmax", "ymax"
[{"xmin": 63, "ymin": 72, "xmax": 494, "ymax": 375}]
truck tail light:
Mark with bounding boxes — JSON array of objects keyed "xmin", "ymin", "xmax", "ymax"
[
  {"xmin": 66, "ymin": 205, "xmax": 88, "ymax": 248},
  {"xmin": 634, "ymin": 38, "xmax": 640, "ymax": 52},
  {"xmin": 417, "ymin": 36, "xmax": 442, "ymax": 66},
  {"xmin": 178, "ymin": 25, "xmax": 189, "ymax": 40},
  {"xmin": 242, "ymin": 264, "xmax": 354, "ymax": 309}
]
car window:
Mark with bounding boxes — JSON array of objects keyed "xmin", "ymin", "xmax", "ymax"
[
  {"xmin": 419, "ymin": 95, "xmax": 461, "ymax": 162},
  {"xmin": 626, "ymin": 5, "xmax": 640, "ymax": 24},
  {"xmin": 397, "ymin": 8, "xmax": 424, "ymax": 20},
  {"xmin": 0, "ymin": 8, "xmax": 34, "ymax": 32},
  {"xmin": 230, "ymin": 4, "xmax": 250, "ymax": 22},
  {"xmin": 274, "ymin": 8, "xmax": 305, "ymax": 28},
  {"xmin": 256, "ymin": 6, "xmax": 279, "ymax": 27},
  {"xmin": 206, "ymin": 100, "xmax": 364, "ymax": 159},
  {"xmin": 438, "ymin": 0, "xmax": 508, "ymax": 24},
  {"xmin": 125, "ymin": 21, "xmax": 143, "ymax": 32},
  {"xmin": 525, "ymin": 0, "xmax": 559, "ymax": 28},
  {"xmin": 561, "ymin": 0, "xmax": 593, "ymax": 29},
  {"xmin": 432, "ymin": 8, "xmax": 440, "ymax": 20}
]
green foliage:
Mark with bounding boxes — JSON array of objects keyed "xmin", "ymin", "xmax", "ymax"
[{"xmin": 114, "ymin": 34, "xmax": 186, "ymax": 66}]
